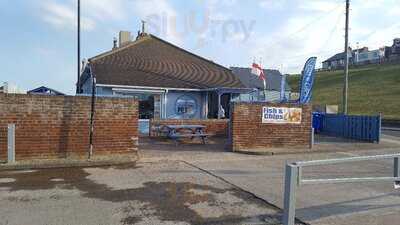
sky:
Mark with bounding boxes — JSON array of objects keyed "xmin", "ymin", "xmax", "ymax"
[{"xmin": 0, "ymin": 0, "xmax": 399, "ymax": 95}]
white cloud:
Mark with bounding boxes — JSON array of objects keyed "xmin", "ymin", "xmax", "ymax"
[
  {"xmin": 240, "ymin": 0, "xmax": 399, "ymax": 73},
  {"xmin": 131, "ymin": 0, "xmax": 182, "ymax": 45},
  {"xmin": 41, "ymin": 1, "xmax": 95, "ymax": 31},
  {"xmin": 299, "ymin": 0, "xmax": 342, "ymax": 13},
  {"xmin": 247, "ymin": 6, "xmax": 345, "ymax": 73},
  {"xmin": 81, "ymin": 0, "xmax": 126, "ymax": 21},
  {"xmin": 259, "ymin": 0, "xmax": 286, "ymax": 10},
  {"xmin": 40, "ymin": 0, "xmax": 129, "ymax": 32}
]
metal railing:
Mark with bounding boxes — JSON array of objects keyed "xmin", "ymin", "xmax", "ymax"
[{"xmin": 283, "ymin": 153, "xmax": 400, "ymax": 225}]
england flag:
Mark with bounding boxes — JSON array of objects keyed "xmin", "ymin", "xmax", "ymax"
[{"xmin": 251, "ymin": 63, "xmax": 266, "ymax": 81}]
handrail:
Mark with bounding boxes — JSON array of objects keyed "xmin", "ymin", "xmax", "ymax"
[
  {"xmin": 283, "ymin": 153, "xmax": 400, "ymax": 225},
  {"xmin": 294, "ymin": 153, "xmax": 400, "ymax": 167}
]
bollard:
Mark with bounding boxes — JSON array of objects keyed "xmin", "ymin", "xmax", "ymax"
[
  {"xmin": 7, "ymin": 124, "xmax": 15, "ymax": 163},
  {"xmin": 395, "ymin": 157, "xmax": 399, "ymax": 186},
  {"xmin": 283, "ymin": 164, "xmax": 298, "ymax": 225}
]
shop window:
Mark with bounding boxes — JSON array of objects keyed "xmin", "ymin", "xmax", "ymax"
[{"xmin": 175, "ymin": 95, "xmax": 197, "ymax": 118}]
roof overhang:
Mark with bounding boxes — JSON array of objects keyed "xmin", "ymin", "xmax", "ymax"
[{"xmin": 96, "ymin": 84, "xmax": 254, "ymax": 94}]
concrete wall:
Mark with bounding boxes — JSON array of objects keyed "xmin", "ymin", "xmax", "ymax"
[
  {"xmin": 0, "ymin": 94, "xmax": 138, "ymax": 161},
  {"xmin": 149, "ymin": 119, "xmax": 229, "ymax": 137},
  {"xmin": 230, "ymin": 102, "xmax": 312, "ymax": 153}
]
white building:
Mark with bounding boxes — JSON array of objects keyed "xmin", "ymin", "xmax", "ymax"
[{"xmin": 0, "ymin": 82, "xmax": 26, "ymax": 94}]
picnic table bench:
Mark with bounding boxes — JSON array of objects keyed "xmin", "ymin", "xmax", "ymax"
[{"xmin": 161, "ymin": 124, "xmax": 210, "ymax": 145}]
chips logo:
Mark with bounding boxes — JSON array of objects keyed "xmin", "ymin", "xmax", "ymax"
[{"xmin": 262, "ymin": 107, "xmax": 302, "ymax": 124}]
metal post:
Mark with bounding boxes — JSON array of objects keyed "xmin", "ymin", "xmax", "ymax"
[
  {"xmin": 377, "ymin": 113, "xmax": 381, "ymax": 143},
  {"xmin": 394, "ymin": 157, "xmax": 399, "ymax": 186},
  {"xmin": 7, "ymin": 124, "xmax": 15, "ymax": 163},
  {"xmin": 342, "ymin": 0, "xmax": 350, "ymax": 114},
  {"xmin": 88, "ymin": 67, "xmax": 96, "ymax": 159},
  {"xmin": 217, "ymin": 93, "xmax": 221, "ymax": 119},
  {"xmin": 283, "ymin": 164, "xmax": 298, "ymax": 225},
  {"xmin": 310, "ymin": 128, "xmax": 315, "ymax": 149},
  {"xmin": 76, "ymin": 0, "xmax": 81, "ymax": 94},
  {"xmin": 280, "ymin": 74, "xmax": 286, "ymax": 102}
]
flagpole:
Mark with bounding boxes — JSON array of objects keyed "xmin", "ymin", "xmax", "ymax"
[{"xmin": 259, "ymin": 58, "xmax": 267, "ymax": 101}]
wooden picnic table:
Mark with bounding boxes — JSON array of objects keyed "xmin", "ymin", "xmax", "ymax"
[{"xmin": 161, "ymin": 124, "xmax": 209, "ymax": 145}]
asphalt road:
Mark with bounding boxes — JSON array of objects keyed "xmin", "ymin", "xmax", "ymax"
[{"xmin": 382, "ymin": 128, "xmax": 400, "ymax": 138}]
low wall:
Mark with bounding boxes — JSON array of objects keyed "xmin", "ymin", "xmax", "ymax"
[
  {"xmin": 0, "ymin": 94, "xmax": 138, "ymax": 161},
  {"xmin": 230, "ymin": 102, "xmax": 312, "ymax": 153},
  {"xmin": 149, "ymin": 119, "xmax": 229, "ymax": 137}
]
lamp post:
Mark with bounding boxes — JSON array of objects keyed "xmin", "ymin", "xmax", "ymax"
[
  {"xmin": 76, "ymin": 0, "xmax": 81, "ymax": 94},
  {"xmin": 342, "ymin": 0, "xmax": 350, "ymax": 114}
]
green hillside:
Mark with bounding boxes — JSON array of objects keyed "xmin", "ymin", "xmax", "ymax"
[{"xmin": 288, "ymin": 64, "xmax": 400, "ymax": 119}]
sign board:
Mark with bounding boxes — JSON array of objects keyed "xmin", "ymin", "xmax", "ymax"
[{"xmin": 262, "ymin": 107, "xmax": 302, "ymax": 124}]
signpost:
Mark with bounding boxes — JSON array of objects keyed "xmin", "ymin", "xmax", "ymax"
[{"xmin": 262, "ymin": 107, "xmax": 302, "ymax": 124}]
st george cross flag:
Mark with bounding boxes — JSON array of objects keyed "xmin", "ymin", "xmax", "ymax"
[{"xmin": 251, "ymin": 63, "xmax": 266, "ymax": 81}]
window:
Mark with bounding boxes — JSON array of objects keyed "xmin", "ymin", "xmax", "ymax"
[{"xmin": 175, "ymin": 95, "xmax": 197, "ymax": 118}]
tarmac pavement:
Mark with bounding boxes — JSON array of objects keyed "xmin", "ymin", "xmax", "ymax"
[
  {"xmin": 0, "ymin": 161, "xmax": 291, "ymax": 225},
  {"xmin": 1, "ymin": 135, "xmax": 399, "ymax": 225},
  {"xmin": 140, "ymin": 135, "xmax": 400, "ymax": 225}
]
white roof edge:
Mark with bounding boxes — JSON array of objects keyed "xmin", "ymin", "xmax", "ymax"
[{"xmin": 96, "ymin": 84, "xmax": 203, "ymax": 92}]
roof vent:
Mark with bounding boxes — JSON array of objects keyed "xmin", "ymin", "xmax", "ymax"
[
  {"xmin": 119, "ymin": 31, "xmax": 131, "ymax": 47},
  {"xmin": 113, "ymin": 37, "xmax": 118, "ymax": 49}
]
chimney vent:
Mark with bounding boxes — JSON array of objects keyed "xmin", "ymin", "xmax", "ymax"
[
  {"xmin": 119, "ymin": 31, "xmax": 131, "ymax": 47},
  {"xmin": 141, "ymin": 20, "xmax": 146, "ymax": 34}
]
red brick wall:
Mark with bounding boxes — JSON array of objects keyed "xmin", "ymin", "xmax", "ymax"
[
  {"xmin": 230, "ymin": 102, "xmax": 312, "ymax": 153},
  {"xmin": 0, "ymin": 94, "xmax": 138, "ymax": 161},
  {"xmin": 149, "ymin": 119, "xmax": 229, "ymax": 137}
]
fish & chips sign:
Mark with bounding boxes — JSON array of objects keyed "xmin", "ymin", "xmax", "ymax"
[{"xmin": 262, "ymin": 107, "xmax": 302, "ymax": 124}]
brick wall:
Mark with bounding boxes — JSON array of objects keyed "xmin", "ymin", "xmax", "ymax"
[
  {"xmin": 230, "ymin": 102, "xmax": 312, "ymax": 153},
  {"xmin": 0, "ymin": 94, "xmax": 138, "ymax": 161},
  {"xmin": 149, "ymin": 119, "xmax": 229, "ymax": 137}
]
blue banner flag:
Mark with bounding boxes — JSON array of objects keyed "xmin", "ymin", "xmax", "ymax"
[{"xmin": 299, "ymin": 57, "xmax": 317, "ymax": 104}]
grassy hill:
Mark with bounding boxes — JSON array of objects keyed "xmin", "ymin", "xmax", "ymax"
[{"xmin": 287, "ymin": 63, "xmax": 400, "ymax": 119}]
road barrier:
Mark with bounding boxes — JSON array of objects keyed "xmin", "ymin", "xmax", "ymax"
[{"xmin": 283, "ymin": 153, "xmax": 400, "ymax": 225}]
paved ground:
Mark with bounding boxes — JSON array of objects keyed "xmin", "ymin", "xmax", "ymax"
[
  {"xmin": 382, "ymin": 128, "xmax": 400, "ymax": 138},
  {"xmin": 139, "ymin": 134, "xmax": 400, "ymax": 225},
  {"xmin": 0, "ymin": 161, "xmax": 295, "ymax": 225},
  {"xmin": 1, "ymin": 133, "xmax": 399, "ymax": 225}
]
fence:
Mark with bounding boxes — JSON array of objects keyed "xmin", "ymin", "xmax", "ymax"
[
  {"xmin": 283, "ymin": 153, "xmax": 400, "ymax": 225},
  {"xmin": 313, "ymin": 113, "xmax": 381, "ymax": 142}
]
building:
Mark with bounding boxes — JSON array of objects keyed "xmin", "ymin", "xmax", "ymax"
[
  {"xmin": 392, "ymin": 38, "xmax": 400, "ymax": 55},
  {"xmin": 230, "ymin": 67, "xmax": 291, "ymax": 101},
  {"xmin": 354, "ymin": 47, "xmax": 385, "ymax": 65},
  {"xmin": 323, "ymin": 46, "xmax": 388, "ymax": 70},
  {"xmin": 79, "ymin": 30, "xmax": 252, "ymax": 121},
  {"xmin": 322, "ymin": 48, "xmax": 354, "ymax": 70},
  {"xmin": 0, "ymin": 82, "xmax": 26, "ymax": 94},
  {"xmin": 27, "ymin": 86, "xmax": 65, "ymax": 96}
]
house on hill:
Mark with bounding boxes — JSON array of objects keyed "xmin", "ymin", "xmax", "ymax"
[
  {"xmin": 78, "ymin": 30, "xmax": 253, "ymax": 120},
  {"xmin": 391, "ymin": 38, "xmax": 400, "ymax": 55},
  {"xmin": 322, "ymin": 48, "xmax": 354, "ymax": 70}
]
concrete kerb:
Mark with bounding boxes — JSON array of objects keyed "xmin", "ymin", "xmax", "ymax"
[{"xmin": 0, "ymin": 154, "xmax": 139, "ymax": 171}]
